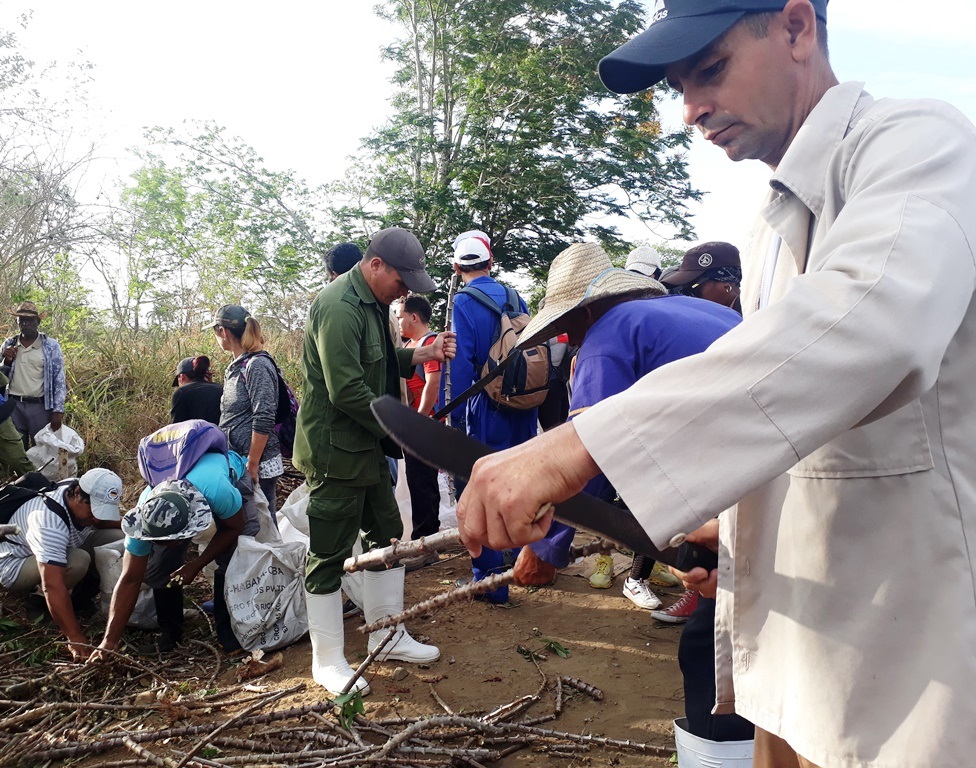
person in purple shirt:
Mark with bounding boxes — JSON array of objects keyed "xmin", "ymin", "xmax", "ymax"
[{"xmin": 514, "ymin": 243, "xmax": 750, "ymax": 745}]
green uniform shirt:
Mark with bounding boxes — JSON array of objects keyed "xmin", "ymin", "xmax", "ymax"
[{"xmin": 292, "ymin": 266, "xmax": 414, "ymax": 485}]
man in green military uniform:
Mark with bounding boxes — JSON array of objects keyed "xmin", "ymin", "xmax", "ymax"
[
  {"xmin": 0, "ymin": 371, "xmax": 37, "ymax": 479},
  {"xmin": 294, "ymin": 227, "xmax": 455, "ymax": 695}
]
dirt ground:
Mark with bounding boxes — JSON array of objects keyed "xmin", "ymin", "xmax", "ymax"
[
  {"xmin": 331, "ymin": 542, "xmax": 689, "ymax": 766},
  {"xmin": 0, "ymin": 537, "xmax": 689, "ymax": 767},
  {"xmin": 245, "ymin": 541, "xmax": 689, "ymax": 766}
]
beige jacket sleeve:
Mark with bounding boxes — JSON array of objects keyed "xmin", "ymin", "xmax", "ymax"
[{"xmin": 574, "ymin": 98, "xmax": 976, "ymax": 548}]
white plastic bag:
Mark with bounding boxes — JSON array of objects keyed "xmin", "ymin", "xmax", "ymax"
[
  {"xmin": 27, "ymin": 424, "xmax": 85, "ymax": 481},
  {"xmin": 93, "ymin": 540, "xmax": 158, "ymax": 629},
  {"xmin": 224, "ymin": 486, "xmax": 308, "ymax": 651},
  {"xmin": 277, "ymin": 483, "xmax": 310, "ymax": 542}
]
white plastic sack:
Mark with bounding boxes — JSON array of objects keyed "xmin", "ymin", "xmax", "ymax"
[
  {"xmin": 224, "ymin": 486, "xmax": 308, "ymax": 651},
  {"xmin": 277, "ymin": 483, "xmax": 310, "ymax": 542},
  {"xmin": 94, "ymin": 540, "xmax": 158, "ymax": 629},
  {"xmin": 27, "ymin": 424, "xmax": 85, "ymax": 481}
]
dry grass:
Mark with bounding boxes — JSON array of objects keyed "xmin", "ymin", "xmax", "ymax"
[{"xmin": 62, "ymin": 329, "xmax": 303, "ymax": 506}]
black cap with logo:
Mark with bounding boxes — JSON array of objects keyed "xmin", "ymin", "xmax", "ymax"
[{"xmin": 661, "ymin": 241, "xmax": 741, "ymax": 287}]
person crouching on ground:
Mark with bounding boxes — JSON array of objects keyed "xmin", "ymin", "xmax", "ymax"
[
  {"xmin": 0, "ymin": 469, "xmax": 123, "ymax": 660},
  {"xmin": 89, "ymin": 450, "xmax": 254, "ymax": 659}
]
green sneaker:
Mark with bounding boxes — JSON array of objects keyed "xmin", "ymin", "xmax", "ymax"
[
  {"xmin": 588, "ymin": 554, "xmax": 614, "ymax": 589},
  {"xmin": 648, "ymin": 561, "xmax": 681, "ymax": 588}
]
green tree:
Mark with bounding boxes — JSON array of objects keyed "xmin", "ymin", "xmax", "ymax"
[
  {"xmin": 0, "ymin": 16, "xmax": 98, "ymax": 303},
  {"xmin": 99, "ymin": 124, "xmax": 330, "ymax": 331},
  {"xmin": 331, "ymin": 0, "xmax": 700, "ymax": 299}
]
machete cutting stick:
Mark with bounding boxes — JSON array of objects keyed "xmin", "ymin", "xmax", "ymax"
[
  {"xmin": 344, "ymin": 505, "xmax": 555, "ymax": 573},
  {"xmin": 370, "ymin": 395, "xmax": 719, "ymax": 573}
]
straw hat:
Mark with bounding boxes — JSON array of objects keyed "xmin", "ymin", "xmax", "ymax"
[
  {"xmin": 8, "ymin": 301, "xmax": 43, "ymax": 319},
  {"xmin": 519, "ymin": 242, "xmax": 667, "ymax": 348}
]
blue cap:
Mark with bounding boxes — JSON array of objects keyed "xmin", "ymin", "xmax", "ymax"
[{"xmin": 599, "ymin": 0, "xmax": 828, "ymax": 94}]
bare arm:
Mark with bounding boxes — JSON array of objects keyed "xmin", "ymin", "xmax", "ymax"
[
  {"xmin": 91, "ymin": 551, "xmax": 148, "ymax": 659},
  {"xmin": 38, "ymin": 562, "xmax": 88, "ymax": 660},
  {"xmin": 170, "ymin": 511, "xmax": 245, "ymax": 586},
  {"xmin": 410, "ymin": 332, "xmax": 456, "ymax": 365},
  {"xmin": 417, "ymin": 369, "xmax": 441, "ymax": 416}
]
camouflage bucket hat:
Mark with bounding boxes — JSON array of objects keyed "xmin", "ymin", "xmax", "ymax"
[{"xmin": 122, "ymin": 479, "xmax": 212, "ymax": 541}]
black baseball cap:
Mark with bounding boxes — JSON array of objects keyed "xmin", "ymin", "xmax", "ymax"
[
  {"xmin": 172, "ymin": 357, "xmax": 194, "ymax": 387},
  {"xmin": 202, "ymin": 304, "xmax": 250, "ymax": 332},
  {"xmin": 598, "ymin": 0, "xmax": 829, "ymax": 95},
  {"xmin": 365, "ymin": 227, "xmax": 436, "ymax": 293},
  {"xmin": 662, "ymin": 241, "xmax": 740, "ymax": 287}
]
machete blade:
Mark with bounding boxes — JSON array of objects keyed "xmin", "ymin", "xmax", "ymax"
[{"xmin": 371, "ymin": 395, "xmax": 717, "ymax": 572}]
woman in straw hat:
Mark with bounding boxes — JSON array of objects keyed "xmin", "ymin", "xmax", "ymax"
[{"xmin": 513, "ymin": 241, "xmax": 750, "ymax": 745}]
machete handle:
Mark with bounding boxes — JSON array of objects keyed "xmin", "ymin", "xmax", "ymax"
[
  {"xmin": 533, "ymin": 503, "xmax": 555, "ymax": 522},
  {"xmin": 672, "ymin": 542, "xmax": 719, "ymax": 573}
]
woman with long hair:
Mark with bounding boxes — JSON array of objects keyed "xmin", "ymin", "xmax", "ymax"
[{"xmin": 204, "ymin": 305, "xmax": 282, "ymax": 513}]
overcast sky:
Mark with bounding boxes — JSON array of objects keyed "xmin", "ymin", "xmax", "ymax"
[{"xmin": 4, "ymin": 0, "xmax": 976, "ymax": 254}]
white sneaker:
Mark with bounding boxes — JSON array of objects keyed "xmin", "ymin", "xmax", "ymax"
[{"xmin": 622, "ymin": 577, "xmax": 662, "ymax": 610}]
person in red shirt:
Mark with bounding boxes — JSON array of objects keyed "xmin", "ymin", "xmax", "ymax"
[{"xmin": 396, "ymin": 295, "xmax": 442, "ymax": 569}]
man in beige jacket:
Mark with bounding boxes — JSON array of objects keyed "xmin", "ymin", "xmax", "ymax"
[{"xmin": 454, "ymin": 2, "xmax": 976, "ymax": 767}]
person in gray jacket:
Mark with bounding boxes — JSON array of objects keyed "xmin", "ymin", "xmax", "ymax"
[{"xmin": 204, "ymin": 305, "xmax": 282, "ymax": 513}]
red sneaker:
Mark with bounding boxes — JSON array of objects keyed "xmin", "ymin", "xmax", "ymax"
[{"xmin": 650, "ymin": 589, "xmax": 699, "ymax": 624}]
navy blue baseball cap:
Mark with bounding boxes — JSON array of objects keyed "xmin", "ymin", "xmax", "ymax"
[{"xmin": 599, "ymin": 0, "xmax": 828, "ymax": 95}]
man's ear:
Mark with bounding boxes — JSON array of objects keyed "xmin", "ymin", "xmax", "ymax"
[{"xmin": 782, "ymin": 0, "xmax": 818, "ymax": 61}]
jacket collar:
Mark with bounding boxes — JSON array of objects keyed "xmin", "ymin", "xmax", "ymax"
[
  {"xmin": 347, "ymin": 263, "xmax": 379, "ymax": 306},
  {"xmin": 760, "ymin": 81, "xmax": 873, "ymax": 273},
  {"xmin": 770, "ymin": 81, "xmax": 871, "ymax": 220}
]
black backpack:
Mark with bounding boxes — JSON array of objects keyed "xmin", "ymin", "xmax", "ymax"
[
  {"xmin": 242, "ymin": 352, "xmax": 300, "ymax": 459},
  {"xmin": 0, "ymin": 472, "xmax": 72, "ymax": 541}
]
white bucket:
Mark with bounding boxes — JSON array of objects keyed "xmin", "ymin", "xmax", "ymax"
[{"xmin": 674, "ymin": 718, "xmax": 754, "ymax": 768}]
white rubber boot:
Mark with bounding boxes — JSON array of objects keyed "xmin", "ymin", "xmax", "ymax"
[
  {"xmin": 306, "ymin": 590, "xmax": 370, "ymax": 696},
  {"xmin": 363, "ymin": 567, "xmax": 440, "ymax": 663}
]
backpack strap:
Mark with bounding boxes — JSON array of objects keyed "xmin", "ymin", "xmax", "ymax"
[
  {"xmin": 241, "ymin": 350, "xmax": 273, "ymax": 377},
  {"xmin": 458, "ymin": 285, "xmax": 503, "ymax": 315},
  {"xmin": 502, "ymin": 286, "xmax": 520, "ymax": 313},
  {"xmin": 413, "ymin": 332, "xmax": 438, "ymax": 383}
]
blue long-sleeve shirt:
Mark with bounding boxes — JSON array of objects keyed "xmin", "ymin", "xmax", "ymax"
[{"xmin": 442, "ymin": 276, "xmax": 537, "ymax": 450}]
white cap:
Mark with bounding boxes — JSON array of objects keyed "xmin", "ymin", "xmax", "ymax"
[
  {"xmin": 625, "ymin": 245, "xmax": 662, "ymax": 277},
  {"xmin": 78, "ymin": 468, "xmax": 123, "ymax": 521},
  {"xmin": 452, "ymin": 230, "xmax": 492, "ymax": 266}
]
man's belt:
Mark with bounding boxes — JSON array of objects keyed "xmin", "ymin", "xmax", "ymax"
[{"xmin": 8, "ymin": 394, "xmax": 43, "ymax": 404}]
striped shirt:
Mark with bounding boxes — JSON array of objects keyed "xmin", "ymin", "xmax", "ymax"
[{"xmin": 0, "ymin": 487, "xmax": 89, "ymax": 587}]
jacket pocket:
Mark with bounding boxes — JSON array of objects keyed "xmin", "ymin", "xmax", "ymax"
[
  {"xmin": 360, "ymin": 342, "xmax": 383, "ymax": 365},
  {"xmin": 330, "ymin": 428, "xmax": 376, "ymax": 453},
  {"xmin": 788, "ymin": 399, "xmax": 933, "ymax": 478}
]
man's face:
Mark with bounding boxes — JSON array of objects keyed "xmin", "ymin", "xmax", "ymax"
[
  {"xmin": 664, "ymin": 17, "xmax": 803, "ymax": 168},
  {"xmin": 364, "ymin": 259, "xmax": 409, "ymax": 306},
  {"xmin": 65, "ymin": 488, "xmax": 96, "ymax": 528},
  {"xmin": 396, "ymin": 305, "xmax": 419, "ymax": 340},
  {"xmin": 16, "ymin": 315, "xmax": 39, "ymax": 337}
]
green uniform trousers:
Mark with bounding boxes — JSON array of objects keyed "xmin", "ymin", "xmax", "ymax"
[
  {"xmin": 0, "ymin": 417, "xmax": 35, "ymax": 479},
  {"xmin": 304, "ymin": 461, "xmax": 403, "ymax": 595}
]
